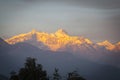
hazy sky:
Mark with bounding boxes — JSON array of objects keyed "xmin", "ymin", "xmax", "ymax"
[{"xmin": 0, "ymin": 0, "xmax": 120, "ymax": 43}]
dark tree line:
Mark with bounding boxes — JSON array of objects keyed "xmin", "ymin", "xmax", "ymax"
[{"xmin": 9, "ymin": 57, "xmax": 86, "ymax": 80}]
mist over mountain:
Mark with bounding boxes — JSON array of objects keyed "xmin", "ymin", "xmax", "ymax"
[{"xmin": 0, "ymin": 29, "xmax": 120, "ymax": 80}]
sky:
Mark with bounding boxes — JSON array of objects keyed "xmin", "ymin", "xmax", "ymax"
[{"xmin": 0, "ymin": 0, "xmax": 120, "ymax": 43}]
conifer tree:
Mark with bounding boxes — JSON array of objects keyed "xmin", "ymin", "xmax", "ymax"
[
  {"xmin": 18, "ymin": 57, "xmax": 48, "ymax": 80},
  {"xmin": 53, "ymin": 68, "xmax": 61, "ymax": 80}
]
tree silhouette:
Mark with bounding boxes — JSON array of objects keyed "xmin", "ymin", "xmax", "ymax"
[
  {"xmin": 53, "ymin": 68, "xmax": 61, "ymax": 80},
  {"xmin": 9, "ymin": 57, "xmax": 86, "ymax": 80},
  {"xmin": 18, "ymin": 57, "xmax": 48, "ymax": 80},
  {"xmin": 67, "ymin": 71, "xmax": 86, "ymax": 80},
  {"xmin": 9, "ymin": 71, "xmax": 19, "ymax": 80}
]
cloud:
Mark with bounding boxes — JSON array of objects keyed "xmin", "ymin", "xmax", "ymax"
[
  {"xmin": 21, "ymin": 0, "xmax": 120, "ymax": 9},
  {"xmin": 0, "ymin": 0, "xmax": 120, "ymax": 42},
  {"xmin": 1, "ymin": 0, "xmax": 120, "ymax": 9},
  {"xmin": 67, "ymin": 0, "xmax": 120, "ymax": 9},
  {"xmin": 106, "ymin": 14, "xmax": 120, "ymax": 42}
]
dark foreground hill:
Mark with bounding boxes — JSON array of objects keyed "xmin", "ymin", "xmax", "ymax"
[
  {"xmin": 0, "ymin": 74, "xmax": 8, "ymax": 80},
  {"xmin": 0, "ymin": 38, "xmax": 120, "ymax": 80}
]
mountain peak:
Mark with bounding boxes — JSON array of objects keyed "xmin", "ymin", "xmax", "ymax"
[
  {"xmin": 0, "ymin": 37, "xmax": 10, "ymax": 47},
  {"xmin": 103, "ymin": 40, "xmax": 110, "ymax": 43},
  {"xmin": 97, "ymin": 40, "xmax": 115, "ymax": 51},
  {"xmin": 30, "ymin": 29, "xmax": 38, "ymax": 34},
  {"xmin": 55, "ymin": 29, "xmax": 68, "ymax": 36},
  {"xmin": 4, "ymin": 29, "xmax": 120, "ymax": 52}
]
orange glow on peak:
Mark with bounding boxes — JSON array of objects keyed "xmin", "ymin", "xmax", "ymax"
[
  {"xmin": 97, "ymin": 40, "xmax": 115, "ymax": 51},
  {"xmin": 31, "ymin": 29, "xmax": 37, "ymax": 34},
  {"xmin": 85, "ymin": 38, "xmax": 92, "ymax": 44},
  {"xmin": 5, "ymin": 29, "xmax": 120, "ymax": 52}
]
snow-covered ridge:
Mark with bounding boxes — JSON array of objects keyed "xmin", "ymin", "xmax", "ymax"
[{"xmin": 5, "ymin": 29, "xmax": 120, "ymax": 52}]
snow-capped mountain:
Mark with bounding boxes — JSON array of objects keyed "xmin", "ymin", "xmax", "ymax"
[
  {"xmin": 5, "ymin": 29, "xmax": 120, "ymax": 52},
  {"xmin": 1, "ymin": 29, "xmax": 120, "ymax": 80}
]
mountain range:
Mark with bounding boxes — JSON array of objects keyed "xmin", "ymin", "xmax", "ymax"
[
  {"xmin": 4, "ymin": 29, "xmax": 120, "ymax": 66},
  {"xmin": 0, "ymin": 29, "xmax": 120, "ymax": 80},
  {"xmin": 5, "ymin": 29, "xmax": 120, "ymax": 52}
]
